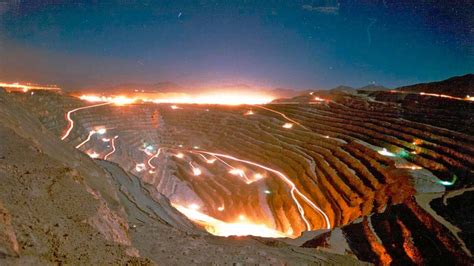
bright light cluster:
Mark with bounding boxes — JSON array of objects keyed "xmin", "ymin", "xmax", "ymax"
[
  {"xmin": 282, "ymin": 123, "xmax": 293, "ymax": 129},
  {"xmin": 172, "ymin": 204, "xmax": 289, "ymax": 238},
  {"xmin": 0, "ymin": 82, "xmax": 61, "ymax": 92},
  {"xmin": 79, "ymin": 95, "xmax": 137, "ymax": 105},
  {"xmin": 77, "ymin": 91, "xmax": 274, "ymax": 106},
  {"xmin": 244, "ymin": 110, "xmax": 254, "ymax": 115},
  {"xmin": 313, "ymin": 96, "xmax": 325, "ymax": 102}
]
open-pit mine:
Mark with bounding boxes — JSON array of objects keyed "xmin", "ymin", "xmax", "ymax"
[{"xmin": 0, "ymin": 76, "xmax": 473, "ymax": 265}]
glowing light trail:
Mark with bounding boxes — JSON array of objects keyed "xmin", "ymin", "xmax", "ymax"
[
  {"xmin": 192, "ymin": 150, "xmax": 331, "ymax": 230},
  {"xmin": 104, "ymin": 136, "xmax": 118, "ymax": 160},
  {"xmin": 389, "ymin": 90, "xmax": 474, "ymax": 102},
  {"xmin": 212, "ymin": 156, "xmax": 251, "ymax": 183},
  {"xmin": 0, "ymin": 82, "xmax": 61, "ymax": 92},
  {"xmin": 75, "ymin": 131, "xmax": 95, "ymax": 149},
  {"xmin": 61, "ymin": 102, "xmax": 112, "ymax": 140},
  {"xmin": 254, "ymin": 105, "xmax": 347, "ymax": 144},
  {"xmin": 197, "ymin": 153, "xmax": 216, "ymax": 164},
  {"xmin": 254, "ymin": 105, "xmax": 309, "ymax": 130},
  {"xmin": 419, "ymin": 92, "xmax": 472, "ymax": 101},
  {"xmin": 147, "ymin": 148, "xmax": 162, "ymax": 169},
  {"xmin": 75, "ymin": 128, "xmax": 106, "ymax": 149}
]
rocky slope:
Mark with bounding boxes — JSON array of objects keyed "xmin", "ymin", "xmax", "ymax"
[
  {"xmin": 0, "ymin": 90, "xmax": 367, "ymax": 264},
  {"xmin": 1, "ymin": 79, "xmax": 473, "ymax": 264},
  {"xmin": 0, "ymin": 90, "xmax": 148, "ymax": 264}
]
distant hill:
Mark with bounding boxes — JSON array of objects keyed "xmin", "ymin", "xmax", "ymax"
[
  {"xmin": 270, "ymin": 84, "xmax": 389, "ymax": 103},
  {"xmin": 330, "ymin": 85, "xmax": 356, "ymax": 94},
  {"xmin": 397, "ymin": 74, "xmax": 474, "ymax": 98},
  {"xmin": 358, "ymin": 84, "xmax": 390, "ymax": 92}
]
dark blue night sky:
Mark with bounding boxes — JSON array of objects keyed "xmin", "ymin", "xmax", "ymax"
[{"xmin": 0, "ymin": 1, "xmax": 472, "ymax": 90}]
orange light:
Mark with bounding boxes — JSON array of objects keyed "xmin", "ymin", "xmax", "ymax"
[
  {"xmin": 135, "ymin": 163, "xmax": 146, "ymax": 172},
  {"xmin": 189, "ymin": 162, "xmax": 202, "ymax": 176},
  {"xmin": 151, "ymin": 92, "xmax": 273, "ymax": 105},
  {"xmin": 78, "ymin": 95, "xmax": 136, "ymax": 105},
  {"xmin": 172, "ymin": 204, "xmax": 290, "ymax": 238},
  {"xmin": 194, "ymin": 150, "xmax": 331, "ymax": 231},
  {"xmin": 419, "ymin": 92, "xmax": 473, "ymax": 102},
  {"xmin": 0, "ymin": 81, "xmax": 61, "ymax": 92},
  {"xmin": 87, "ymin": 151, "xmax": 100, "ymax": 158},
  {"xmin": 395, "ymin": 163, "xmax": 422, "ymax": 170},
  {"xmin": 61, "ymin": 102, "xmax": 112, "ymax": 140},
  {"xmin": 229, "ymin": 168, "xmax": 245, "ymax": 177},
  {"xmin": 75, "ymin": 91, "xmax": 274, "ymax": 106},
  {"xmin": 313, "ymin": 96, "xmax": 325, "ymax": 102},
  {"xmin": 244, "ymin": 110, "xmax": 254, "ymax": 116},
  {"xmin": 198, "ymin": 153, "xmax": 216, "ymax": 164}
]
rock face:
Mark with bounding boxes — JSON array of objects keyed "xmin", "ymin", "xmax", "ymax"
[
  {"xmin": 0, "ymin": 202, "xmax": 19, "ymax": 258},
  {"xmin": 303, "ymin": 199, "xmax": 472, "ymax": 265},
  {"xmin": 0, "ymin": 91, "xmax": 149, "ymax": 264},
  {"xmin": 1, "ymin": 82, "xmax": 473, "ymax": 264}
]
